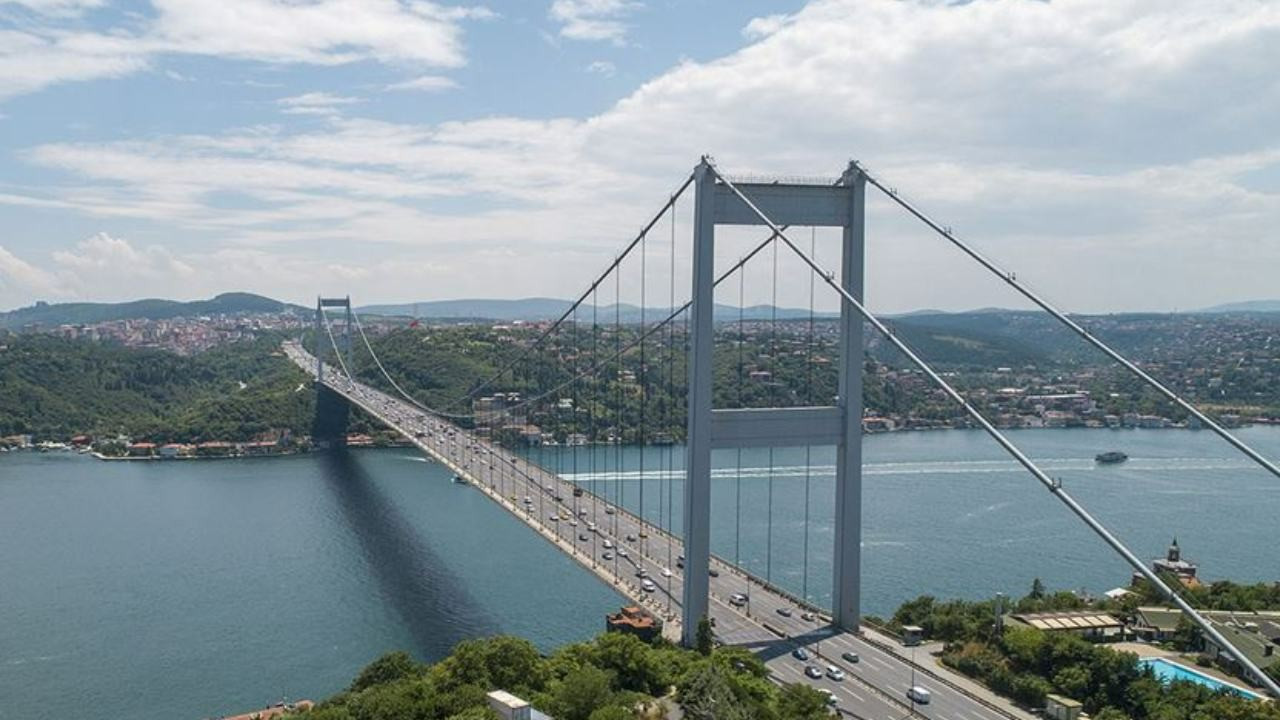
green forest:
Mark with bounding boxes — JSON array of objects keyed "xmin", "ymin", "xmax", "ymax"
[
  {"xmin": 0, "ymin": 334, "xmax": 317, "ymax": 442},
  {"xmin": 292, "ymin": 630, "xmax": 835, "ymax": 720}
]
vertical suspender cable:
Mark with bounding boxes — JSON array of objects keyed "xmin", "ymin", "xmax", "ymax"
[
  {"xmin": 573, "ymin": 303, "xmax": 580, "ymax": 524},
  {"xmin": 667, "ymin": 206, "xmax": 677, "ymax": 589},
  {"xmin": 591, "ymin": 287, "xmax": 599, "ymax": 566},
  {"xmin": 639, "ymin": 230, "xmax": 647, "ymax": 553},
  {"xmin": 735, "ymin": 264, "xmax": 745, "ymax": 571},
  {"xmin": 765, "ymin": 236, "xmax": 778, "ymax": 584},
  {"xmin": 803, "ymin": 227, "xmax": 816, "ymax": 602},
  {"xmin": 614, "ymin": 263, "xmax": 622, "ymax": 573}
]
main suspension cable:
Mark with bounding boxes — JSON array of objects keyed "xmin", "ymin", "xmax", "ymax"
[
  {"xmin": 708, "ymin": 162, "xmax": 1280, "ymax": 698},
  {"xmin": 437, "ymin": 173, "xmax": 695, "ymax": 411},
  {"xmin": 854, "ymin": 161, "xmax": 1280, "ymax": 483},
  {"xmin": 349, "ymin": 310, "xmax": 474, "ymax": 420}
]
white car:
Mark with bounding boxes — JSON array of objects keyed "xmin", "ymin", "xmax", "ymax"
[
  {"xmin": 641, "ymin": 579, "xmax": 656, "ymax": 592},
  {"xmin": 603, "ymin": 539, "xmax": 614, "ymax": 549},
  {"xmin": 825, "ymin": 666, "xmax": 844, "ymax": 681},
  {"xmin": 907, "ymin": 686, "xmax": 931, "ymax": 705},
  {"xmin": 661, "ymin": 567, "xmax": 673, "ymax": 577}
]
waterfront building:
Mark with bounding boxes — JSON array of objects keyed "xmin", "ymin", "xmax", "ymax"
[{"xmin": 1135, "ymin": 538, "xmax": 1200, "ymax": 588}]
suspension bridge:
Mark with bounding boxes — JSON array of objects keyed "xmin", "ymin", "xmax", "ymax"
[{"xmin": 296, "ymin": 157, "xmax": 1280, "ymax": 716}]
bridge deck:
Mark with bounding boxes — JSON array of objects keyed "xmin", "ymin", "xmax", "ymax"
[{"xmin": 285, "ymin": 342, "xmax": 1030, "ymax": 720}]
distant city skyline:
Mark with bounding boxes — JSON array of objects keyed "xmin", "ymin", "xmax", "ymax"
[{"xmin": 0, "ymin": 0, "xmax": 1277, "ymax": 315}]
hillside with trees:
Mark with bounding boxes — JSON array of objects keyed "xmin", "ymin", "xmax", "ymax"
[
  {"xmin": 0, "ymin": 334, "xmax": 317, "ymax": 442},
  {"xmin": 293, "ymin": 631, "xmax": 833, "ymax": 720}
]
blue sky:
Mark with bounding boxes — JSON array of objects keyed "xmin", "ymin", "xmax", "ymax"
[{"xmin": 0, "ymin": 0, "xmax": 1278, "ymax": 314}]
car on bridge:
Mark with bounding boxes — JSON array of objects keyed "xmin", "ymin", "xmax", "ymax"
[
  {"xmin": 907, "ymin": 686, "xmax": 931, "ymax": 705},
  {"xmin": 791, "ymin": 647, "xmax": 808, "ymax": 661},
  {"xmin": 840, "ymin": 651, "xmax": 859, "ymax": 664},
  {"xmin": 729, "ymin": 593, "xmax": 748, "ymax": 607},
  {"xmin": 825, "ymin": 666, "xmax": 844, "ymax": 681},
  {"xmin": 804, "ymin": 665, "xmax": 822, "ymax": 679},
  {"xmin": 777, "ymin": 607, "xmax": 793, "ymax": 617}
]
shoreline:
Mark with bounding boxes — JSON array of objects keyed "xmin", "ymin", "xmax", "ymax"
[{"xmin": 2, "ymin": 422, "xmax": 1274, "ymax": 458}]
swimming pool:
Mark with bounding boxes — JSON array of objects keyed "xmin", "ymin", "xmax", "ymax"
[{"xmin": 1137, "ymin": 657, "xmax": 1262, "ymax": 700}]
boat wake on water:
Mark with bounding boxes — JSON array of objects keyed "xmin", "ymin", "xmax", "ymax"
[{"xmin": 555, "ymin": 457, "xmax": 1263, "ymax": 482}]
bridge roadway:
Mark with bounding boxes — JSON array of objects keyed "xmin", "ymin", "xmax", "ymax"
[{"xmin": 285, "ymin": 342, "xmax": 1028, "ymax": 720}]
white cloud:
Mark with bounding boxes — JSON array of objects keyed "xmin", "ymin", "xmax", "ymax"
[
  {"xmin": 385, "ymin": 74, "xmax": 459, "ymax": 92},
  {"xmin": 549, "ymin": 0, "xmax": 640, "ymax": 44},
  {"xmin": 51, "ymin": 232, "xmax": 194, "ymax": 279},
  {"xmin": 5, "ymin": 0, "xmax": 1280, "ymax": 312},
  {"xmin": 277, "ymin": 92, "xmax": 361, "ymax": 115},
  {"xmin": 0, "ymin": 0, "xmax": 492, "ymax": 102},
  {"xmin": 742, "ymin": 13, "xmax": 791, "ymax": 40},
  {"xmin": 2, "ymin": 0, "xmax": 103, "ymax": 16},
  {"xmin": 0, "ymin": 244, "xmax": 61, "ymax": 298},
  {"xmin": 586, "ymin": 60, "xmax": 615, "ymax": 77},
  {"xmin": 0, "ymin": 29, "xmax": 151, "ymax": 102}
]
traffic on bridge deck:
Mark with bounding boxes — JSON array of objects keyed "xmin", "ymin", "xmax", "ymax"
[{"xmin": 284, "ymin": 340, "xmax": 1033, "ymax": 720}]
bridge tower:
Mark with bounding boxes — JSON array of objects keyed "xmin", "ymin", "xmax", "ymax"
[
  {"xmin": 313, "ymin": 296, "xmax": 355, "ymax": 447},
  {"xmin": 682, "ymin": 159, "xmax": 867, "ymax": 645},
  {"xmin": 314, "ymin": 296, "xmax": 354, "ymax": 380}
]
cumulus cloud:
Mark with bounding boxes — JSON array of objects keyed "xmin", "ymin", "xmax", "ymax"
[
  {"xmin": 0, "ymin": 244, "xmax": 62, "ymax": 298},
  {"xmin": 549, "ymin": 0, "xmax": 640, "ymax": 44},
  {"xmin": 51, "ymin": 232, "xmax": 194, "ymax": 278},
  {"xmin": 742, "ymin": 13, "xmax": 791, "ymax": 40},
  {"xmin": 5, "ymin": 0, "xmax": 1280, "ymax": 312}
]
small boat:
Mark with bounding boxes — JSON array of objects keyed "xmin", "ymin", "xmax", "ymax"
[
  {"xmin": 451, "ymin": 474, "xmax": 468, "ymax": 485},
  {"xmin": 1095, "ymin": 451, "xmax": 1128, "ymax": 464}
]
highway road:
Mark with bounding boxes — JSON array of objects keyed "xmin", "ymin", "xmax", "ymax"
[{"xmin": 286, "ymin": 342, "xmax": 1027, "ymax": 720}]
